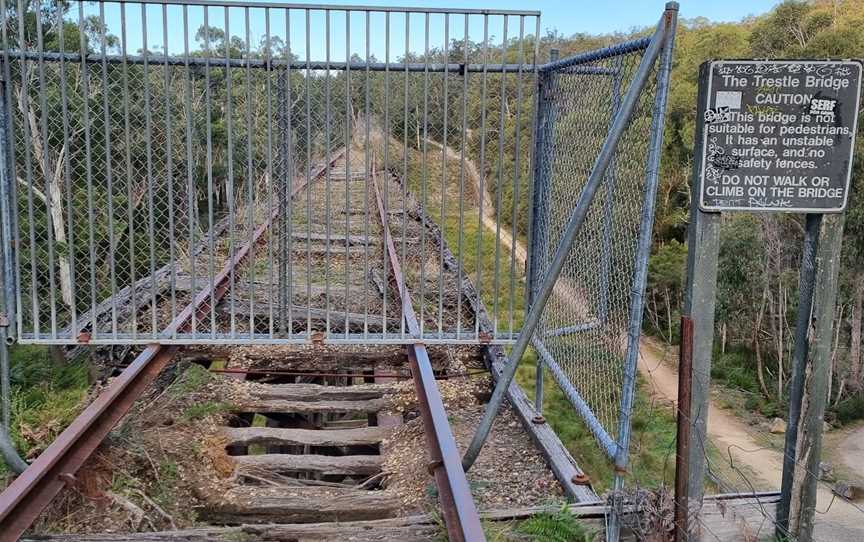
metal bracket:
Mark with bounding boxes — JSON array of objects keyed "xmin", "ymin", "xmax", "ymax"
[
  {"xmin": 571, "ymin": 473, "xmax": 591, "ymax": 485},
  {"xmin": 426, "ymin": 460, "xmax": 444, "ymax": 476},
  {"xmin": 0, "ymin": 314, "xmax": 7, "ymax": 327},
  {"xmin": 311, "ymin": 331, "xmax": 325, "ymax": 346}
]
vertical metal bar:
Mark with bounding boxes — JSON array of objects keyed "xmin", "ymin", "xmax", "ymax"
[
  {"xmin": 324, "ymin": 9, "xmax": 332, "ymax": 336},
  {"xmin": 0, "ymin": 51, "xmax": 15, "ymax": 431},
  {"xmin": 78, "ymin": 0, "xmax": 97, "ymax": 340},
  {"xmin": 162, "ymin": 3, "xmax": 177, "ymax": 337},
  {"xmin": 455, "ymin": 13, "xmax": 468, "ymax": 339},
  {"xmin": 34, "ymin": 7, "xmax": 62, "ymax": 337},
  {"xmin": 382, "ymin": 11, "xmax": 391, "ymax": 339},
  {"xmin": 182, "ymin": 4, "xmax": 197, "ymax": 339},
  {"xmin": 609, "ymin": 9, "xmax": 677, "ymax": 541},
  {"xmin": 97, "ymin": 4, "xmax": 117, "ymax": 336},
  {"xmin": 0, "ymin": 0, "xmax": 18, "ymax": 344},
  {"xmin": 437, "ymin": 13, "xmax": 448, "ymax": 338},
  {"xmin": 54, "ymin": 7, "xmax": 74, "ymax": 338},
  {"xmin": 34, "ymin": 6, "xmax": 58, "ymax": 338},
  {"xmin": 400, "ymin": 12, "xmax": 410, "ymax": 339},
  {"xmin": 244, "ymin": 7, "xmax": 255, "ymax": 340},
  {"xmin": 418, "ymin": 12, "xmax": 429, "ymax": 337},
  {"xmin": 522, "ymin": 14, "xmax": 541, "ymax": 321},
  {"xmin": 120, "ymin": 2, "xmax": 138, "ymax": 340},
  {"xmin": 304, "ymin": 8, "xmax": 312, "ymax": 337},
  {"xmin": 0, "ymin": 0, "xmax": 21, "ymax": 344},
  {"xmin": 345, "ymin": 9, "xmax": 352, "ymax": 339},
  {"xmin": 204, "ymin": 8, "xmax": 217, "ymax": 339},
  {"xmin": 530, "ymin": 48, "xmax": 557, "ymax": 414},
  {"xmin": 141, "ymin": 4, "xmax": 159, "ymax": 338},
  {"xmin": 285, "ymin": 8, "xmax": 294, "ymax": 341},
  {"xmin": 16, "ymin": 0, "xmax": 39, "ymax": 339},
  {"xmin": 224, "ymin": 6, "xmax": 237, "ymax": 338},
  {"xmin": 463, "ymin": 12, "xmax": 670, "ymax": 471},
  {"xmin": 474, "ymin": 15, "xmax": 489, "ymax": 342},
  {"xmin": 141, "ymin": 5, "xmax": 156, "ymax": 337},
  {"xmin": 363, "ymin": 9, "xmax": 371, "ymax": 340},
  {"xmin": 491, "ymin": 17, "xmax": 508, "ymax": 337},
  {"xmin": 508, "ymin": 16, "xmax": 526, "ymax": 336},
  {"xmin": 674, "ymin": 316, "xmax": 694, "ymax": 542},
  {"xmin": 777, "ymin": 212, "xmax": 822, "ymax": 538},
  {"xmin": 263, "ymin": 8, "xmax": 275, "ymax": 337},
  {"xmin": 277, "ymin": 53, "xmax": 288, "ymax": 333}
]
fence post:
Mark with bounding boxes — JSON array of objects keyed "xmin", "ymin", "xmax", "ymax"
[
  {"xmin": 607, "ymin": 5, "xmax": 678, "ymax": 541},
  {"xmin": 0, "ymin": 60, "xmax": 25, "ymax": 474},
  {"xmin": 777, "ymin": 213, "xmax": 822, "ymax": 537},
  {"xmin": 782, "ymin": 214, "xmax": 844, "ymax": 541},
  {"xmin": 681, "ymin": 63, "xmax": 722, "ymax": 542},
  {"xmin": 528, "ymin": 48, "xmax": 558, "ymax": 415}
]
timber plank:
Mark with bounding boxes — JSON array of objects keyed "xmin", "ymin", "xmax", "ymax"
[
  {"xmin": 248, "ymin": 383, "xmax": 398, "ymax": 402},
  {"xmin": 233, "ymin": 453, "xmax": 382, "ymax": 476},
  {"xmin": 233, "ymin": 398, "xmax": 385, "ymax": 414},
  {"xmin": 198, "ymin": 486, "xmax": 400, "ymax": 524},
  {"xmin": 223, "ymin": 427, "xmax": 389, "ymax": 448}
]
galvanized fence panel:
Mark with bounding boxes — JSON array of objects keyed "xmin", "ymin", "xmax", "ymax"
[{"xmin": 0, "ymin": 0, "xmax": 539, "ymax": 345}]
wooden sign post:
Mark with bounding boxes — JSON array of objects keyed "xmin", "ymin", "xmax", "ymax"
[{"xmin": 676, "ymin": 59, "xmax": 862, "ymax": 542}]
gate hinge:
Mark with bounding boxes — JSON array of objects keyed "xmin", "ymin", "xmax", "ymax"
[
  {"xmin": 478, "ymin": 331, "xmax": 492, "ymax": 344},
  {"xmin": 0, "ymin": 313, "xmax": 8, "ymax": 327}
]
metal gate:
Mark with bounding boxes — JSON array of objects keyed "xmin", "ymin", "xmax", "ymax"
[
  {"xmin": 0, "ymin": 0, "xmax": 677, "ymax": 507},
  {"xmin": 0, "ymin": 0, "xmax": 540, "ymax": 346}
]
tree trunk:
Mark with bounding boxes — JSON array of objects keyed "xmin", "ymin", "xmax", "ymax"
[
  {"xmin": 16, "ymin": 80, "xmax": 74, "ymax": 308},
  {"xmin": 664, "ymin": 286, "xmax": 673, "ymax": 343},
  {"xmin": 755, "ymin": 282, "xmax": 771, "ymax": 399},
  {"xmin": 849, "ymin": 271, "xmax": 863, "ymax": 391}
]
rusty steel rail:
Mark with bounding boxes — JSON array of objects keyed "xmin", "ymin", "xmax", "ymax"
[
  {"xmin": 0, "ymin": 153, "xmax": 342, "ymax": 541},
  {"xmin": 371, "ymin": 170, "xmax": 485, "ymax": 542}
]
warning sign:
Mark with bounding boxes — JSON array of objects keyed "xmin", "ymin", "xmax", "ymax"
[{"xmin": 698, "ymin": 60, "xmax": 862, "ymax": 212}]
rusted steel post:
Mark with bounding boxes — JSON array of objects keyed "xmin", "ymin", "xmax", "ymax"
[{"xmin": 674, "ymin": 316, "xmax": 694, "ymax": 542}]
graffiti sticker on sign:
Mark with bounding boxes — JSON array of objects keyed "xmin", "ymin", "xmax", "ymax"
[{"xmin": 698, "ymin": 60, "xmax": 862, "ymax": 212}]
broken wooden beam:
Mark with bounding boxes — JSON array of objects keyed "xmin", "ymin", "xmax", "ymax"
[{"xmin": 247, "ymin": 383, "xmax": 398, "ymax": 402}]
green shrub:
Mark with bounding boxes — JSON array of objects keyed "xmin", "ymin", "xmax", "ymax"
[
  {"xmin": 516, "ymin": 506, "xmax": 596, "ymax": 542},
  {"xmin": 836, "ymin": 393, "xmax": 864, "ymax": 425}
]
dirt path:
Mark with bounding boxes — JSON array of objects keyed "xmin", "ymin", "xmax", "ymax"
[
  {"xmin": 838, "ymin": 423, "xmax": 864, "ymax": 480},
  {"xmin": 638, "ymin": 337, "xmax": 864, "ymax": 540}
]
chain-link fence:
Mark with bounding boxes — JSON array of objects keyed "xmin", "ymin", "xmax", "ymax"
[
  {"xmin": 0, "ymin": 0, "xmax": 539, "ymax": 345},
  {"xmin": 526, "ymin": 32, "xmax": 674, "ymax": 474}
]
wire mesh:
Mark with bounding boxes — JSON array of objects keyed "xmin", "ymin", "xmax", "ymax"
[
  {"xmin": 528, "ymin": 41, "xmax": 662, "ymax": 457},
  {"xmin": 0, "ymin": 0, "xmax": 539, "ymax": 345}
]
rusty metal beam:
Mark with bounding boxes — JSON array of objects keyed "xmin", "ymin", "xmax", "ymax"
[
  {"xmin": 371, "ymin": 171, "xmax": 485, "ymax": 542},
  {"xmin": 0, "ymin": 152, "xmax": 343, "ymax": 541}
]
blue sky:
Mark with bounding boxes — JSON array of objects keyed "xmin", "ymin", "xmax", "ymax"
[{"xmin": 70, "ymin": 0, "xmax": 781, "ymax": 62}]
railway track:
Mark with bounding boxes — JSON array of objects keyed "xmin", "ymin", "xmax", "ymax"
[{"xmin": 0, "ymin": 143, "xmax": 497, "ymax": 541}]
